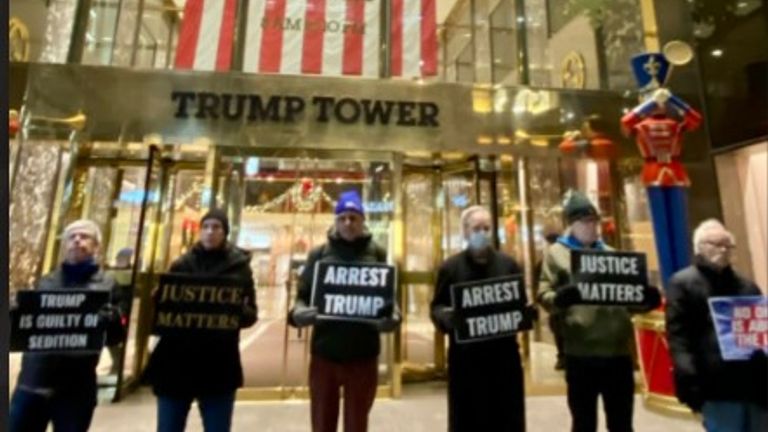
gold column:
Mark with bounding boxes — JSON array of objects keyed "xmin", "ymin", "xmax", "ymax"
[{"xmin": 639, "ymin": 0, "xmax": 660, "ymax": 51}]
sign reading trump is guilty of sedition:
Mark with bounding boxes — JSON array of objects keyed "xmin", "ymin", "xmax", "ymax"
[
  {"xmin": 311, "ymin": 261, "xmax": 396, "ymax": 323},
  {"xmin": 450, "ymin": 274, "xmax": 530, "ymax": 344},
  {"xmin": 11, "ymin": 290, "xmax": 111, "ymax": 353},
  {"xmin": 571, "ymin": 250, "xmax": 650, "ymax": 305},
  {"xmin": 709, "ymin": 296, "xmax": 768, "ymax": 361},
  {"xmin": 152, "ymin": 273, "xmax": 248, "ymax": 336}
]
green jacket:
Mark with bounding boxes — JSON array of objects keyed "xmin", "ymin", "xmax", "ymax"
[{"xmin": 537, "ymin": 240, "xmax": 636, "ymax": 357}]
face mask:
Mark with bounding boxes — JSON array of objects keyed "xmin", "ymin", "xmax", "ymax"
[{"xmin": 467, "ymin": 231, "xmax": 491, "ymax": 251}]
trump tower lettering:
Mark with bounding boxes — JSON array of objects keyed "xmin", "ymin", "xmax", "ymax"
[
  {"xmin": 11, "ymin": 290, "xmax": 111, "ymax": 353},
  {"xmin": 708, "ymin": 296, "xmax": 768, "ymax": 361},
  {"xmin": 450, "ymin": 275, "xmax": 529, "ymax": 343},
  {"xmin": 310, "ymin": 261, "xmax": 396, "ymax": 322},
  {"xmin": 152, "ymin": 273, "xmax": 247, "ymax": 336},
  {"xmin": 571, "ymin": 250, "xmax": 649, "ymax": 305}
]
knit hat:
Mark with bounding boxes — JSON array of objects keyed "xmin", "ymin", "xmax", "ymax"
[
  {"xmin": 335, "ymin": 190, "xmax": 364, "ymax": 216},
  {"xmin": 63, "ymin": 219, "xmax": 102, "ymax": 245},
  {"xmin": 563, "ymin": 190, "xmax": 599, "ymax": 224},
  {"xmin": 201, "ymin": 208, "xmax": 230, "ymax": 235}
]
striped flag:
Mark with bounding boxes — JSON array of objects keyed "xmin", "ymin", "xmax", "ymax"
[
  {"xmin": 390, "ymin": 0, "xmax": 437, "ymax": 77},
  {"xmin": 174, "ymin": 0, "xmax": 238, "ymax": 71},
  {"xmin": 243, "ymin": 0, "xmax": 382, "ymax": 77}
]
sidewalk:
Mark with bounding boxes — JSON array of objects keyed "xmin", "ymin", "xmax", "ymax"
[{"xmin": 90, "ymin": 382, "xmax": 703, "ymax": 432}]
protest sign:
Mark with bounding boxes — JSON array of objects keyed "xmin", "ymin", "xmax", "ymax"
[
  {"xmin": 311, "ymin": 261, "xmax": 396, "ymax": 323},
  {"xmin": 11, "ymin": 290, "xmax": 111, "ymax": 353},
  {"xmin": 571, "ymin": 250, "xmax": 649, "ymax": 305},
  {"xmin": 450, "ymin": 274, "xmax": 529, "ymax": 344},
  {"xmin": 709, "ymin": 296, "xmax": 768, "ymax": 361},
  {"xmin": 152, "ymin": 273, "xmax": 247, "ymax": 336}
]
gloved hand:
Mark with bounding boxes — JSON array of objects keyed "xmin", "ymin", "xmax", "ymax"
[
  {"xmin": 520, "ymin": 304, "xmax": 539, "ymax": 331},
  {"xmin": 291, "ymin": 304, "xmax": 318, "ymax": 328},
  {"xmin": 749, "ymin": 349, "xmax": 768, "ymax": 370},
  {"xmin": 241, "ymin": 304, "xmax": 258, "ymax": 328},
  {"xmin": 98, "ymin": 304, "xmax": 121, "ymax": 326},
  {"xmin": 375, "ymin": 312, "xmax": 401, "ymax": 333},
  {"xmin": 641, "ymin": 285, "xmax": 663, "ymax": 311},
  {"xmin": 554, "ymin": 285, "xmax": 581, "ymax": 309},
  {"xmin": 432, "ymin": 306, "xmax": 457, "ymax": 331}
]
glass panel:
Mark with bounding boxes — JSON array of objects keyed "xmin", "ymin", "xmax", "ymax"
[
  {"xmin": 235, "ymin": 155, "xmax": 394, "ymax": 392},
  {"xmin": 82, "ymin": 0, "xmax": 121, "ymax": 66},
  {"xmin": 490, "ymin": 0, "xmax": 518, "ymax": 85}
]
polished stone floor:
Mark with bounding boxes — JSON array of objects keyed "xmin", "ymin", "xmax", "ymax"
[{"xmin": 89, "ymin": 383, "xmax": 703, "ymax": 432}]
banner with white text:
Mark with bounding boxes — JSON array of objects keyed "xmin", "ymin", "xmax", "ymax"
[
  {"xmin": 570, "ymin": 250, "xmax": 650, "ymax": 306},
  {"xmin": 709, "ymin": 296, "xmax": 768, "ymax": 361},
  {"xmin": 310, "ymin": 261, "xmax": 396, "ymax": 323}
]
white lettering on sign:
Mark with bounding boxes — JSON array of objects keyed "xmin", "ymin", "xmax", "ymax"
[
  {"xmin": 28, "ymin": 334, "xmax": 89, "ymax": 349},
  {"xmin": 323, "ymin": 294, "xmax": 385, "ymax": 317},
  {"xmin": 35, "ymin": 314, "xmax": 83, "ymax": 329},
  {"xmin": 461, "ymin": 281, "xmax": 521, "ymax": 308},
  {"xmin": 40, "ymin": 294, "xmax": 87, "ymax": 308},
  {"xmin": 466, "ymin": 311, "xmax": 523, "ymax": 337},
  {"xmin": 580, "ymin": 255, "xmax": 640, "ymax": 275},
  {"xmin": 577, "ymin": 283, "xmax": 644, "ymax": 303},
  {"xmin": 323, "ymin": 266, "xmax": 389, "ymax": 287}
]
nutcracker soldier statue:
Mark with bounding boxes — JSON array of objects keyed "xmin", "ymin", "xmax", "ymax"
[{"xmin": 620, "ymin": 51, "xmax": 703, "ymax": 286}]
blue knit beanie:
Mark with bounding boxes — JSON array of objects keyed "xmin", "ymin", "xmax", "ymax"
[{"xmin": 335, "ymin": 190, "xmax": 364, "ymax": 216}]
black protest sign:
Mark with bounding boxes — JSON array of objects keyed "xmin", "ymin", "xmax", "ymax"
[
  {"xmin": 450, "ymin": 274, "xmax": 530, "ymax": 344},
  {"xmin": 311, "ymin": 261, "xmax": 396, "ymax": 323},
  {"xmin": 11, "ymin": 290, "xmax": 111, "ymax": 353},
  {"xmin": 571, "ymin": 250, "xmax": 649, "ymax": 305},
  {"xmin": 152, "ymin": 273, "xmax": 247, "ymax": 336}
]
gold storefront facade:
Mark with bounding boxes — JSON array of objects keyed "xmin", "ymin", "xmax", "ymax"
[{"xmin": 8, "ymin": 62, "xmax": 721, "ymax": 403}]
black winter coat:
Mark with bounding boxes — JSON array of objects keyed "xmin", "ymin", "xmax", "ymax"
[
  {"xmin": 15, "ymin": 268, "xmax": 124, "ymax": 398},
  {"xmin": 145, "ymin": 242, "xmax": 257, "ymax": 397},
  {"xmin": 431, "ymin": 250, "xmax": 526, "ymax": 432},
  {"xmin": 666, "ymin": 258, "xmax": 767, "ymax": 408},
  {"xmin": 289, "ymin": 229, "xmax": 387, "ymax": 362}
]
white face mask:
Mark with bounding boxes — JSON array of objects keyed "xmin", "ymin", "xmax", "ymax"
[{"xmin": 467, "ymin": 231, "xmax": 492, "ymax": 251}]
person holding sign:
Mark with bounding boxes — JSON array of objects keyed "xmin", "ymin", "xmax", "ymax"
[
  {"xmin": 537, "ymin": 191, "xmax": 661, "ymax": 432},
  {"xmin": 666, "ymin": 219, "xmax": 767, "ymax": 431},
  {"xmin": 9, "ymin": 220, "xmax": 125, "ymax": 432},
  {"xmin": 288, "ymin": 190, "xmax": 400, "ymax": 432},
  {"xmin": 430, "ymin": 205, "xmax": 536, "ymax": 432},
  {"xmin": 144, "ymin": 209, "xmax": 257, "ymax": 432}
]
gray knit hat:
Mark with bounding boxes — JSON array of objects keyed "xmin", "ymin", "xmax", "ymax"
[{"xmin": 563, "ymin": 190, "xmax": 599, "ymax": 224}]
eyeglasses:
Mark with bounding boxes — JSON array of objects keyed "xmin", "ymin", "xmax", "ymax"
[{"xmin": 701, "ymin": 241, "xmax": 735, "ymax": 250}]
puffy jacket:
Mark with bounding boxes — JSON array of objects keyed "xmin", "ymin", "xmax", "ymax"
[
  {"xmin": 289, "ymin": 228, "xmax": 387, "ymax": 362},
  {"xmin": 537, "ymin": 236, "xmax": 637, "ymax": 357},
  {"xmin": 666, "ymin": 258, "xmax": 767, "ymax": 407},
  {"xmin": 145, "ymin": 242, "xmax": 257, "ymax": 397},
  {"xmin": 15, "ymin": 268, "xmax": 123, "ymax": 397}
]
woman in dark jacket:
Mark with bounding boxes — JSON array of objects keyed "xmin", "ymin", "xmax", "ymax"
[{"xmin": 145, "ymin": 209, "xmax": 257, "ymax": 432}]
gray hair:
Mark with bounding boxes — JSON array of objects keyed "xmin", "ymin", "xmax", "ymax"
[
  {"xmin": 692, "ymin": 218, "xmax": 734, "ymax": 254},
  {"xmin": 62, "ymin": 219, "xmax": 102, "ymax": 245},
  {"xmin": 460, "ymin": 205, "xmax": 491, "ymax": 238}
]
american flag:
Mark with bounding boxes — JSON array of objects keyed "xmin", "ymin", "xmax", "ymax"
[{"xmin": 174, "ymin": 0, "xmax": 238, "ymax": 71}]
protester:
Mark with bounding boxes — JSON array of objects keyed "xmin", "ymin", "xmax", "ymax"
[
  {"xmin": 289, "ymin": 190, "xmax": 400, "ymax": 432},
  {"xmin": 106, "ymin": 247, "xmax": 134, "ymax": 376},
  {"xmin": 431, "ymin": 205, "xmax": 536, "ymax": 432},
  {"xmin": 537, "ymin": 191, "xmax": 661, "ymax": 432},
  {"xmin": 666, "ymin": 219, "xmax": 767, "ymax": 431},
  {"xmin": 145, "ymin": 209, "xmax": 258, "ymax": 432},
  {"xmin": 534, "ymin": 228, "xmax": 565, "ymax": 370},
  {"xmin": 9, "ymin": 219, "xmax": 125, "ymax": 432}
]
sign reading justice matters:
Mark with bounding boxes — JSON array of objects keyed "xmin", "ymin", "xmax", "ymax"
[
  {"xmin": 571, "ymin": 250, "xmax": 649, "ymax": 305},
  {"xmin": 450, "ymin": 275, "xmax": 530, "ymax": 344},
  {"xmin": 311, "ymin": 261, "xmax": 396, "ymax": 323},
  {"xmin": 11, "ymin": 290, "xmax": 110, "ymax": 353},
  {"xmin": 152, "ymin": 273, "xmax": 247, "ymax": 336}
]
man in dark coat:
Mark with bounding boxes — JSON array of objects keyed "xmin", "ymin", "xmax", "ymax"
[
  {"xmin": 9, "ymin": 219, "xmax": 125, "ymax": 432},
  {"xmin": 431, "ymin": 205, "xmax": 536, "ymax": 432},
  {"xmin": 666, "ymin": 219, "xmax": 767, "ymax": 431},
  {"xmin": 289, "ymin": 190, "xmax": 400, "ymax": 432},
  {"xmin": 145, "ymin": 209, "xmax": 257, "ymax": 432}
]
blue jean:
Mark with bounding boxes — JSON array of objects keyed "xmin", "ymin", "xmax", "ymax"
[
  {"xmin": 157, "ymin": 392, "xmax": 236, "ymax": 432},
  {"xmin": 702, "ymin": 401, "xmax": 768, "ymax": 432},
  {"xmin": 9, "ymin": 388, "xmax": 96, "ymax": 432}
]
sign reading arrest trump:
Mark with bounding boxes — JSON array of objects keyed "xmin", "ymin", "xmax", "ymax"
[
  {"xmin": 450, "ymin": 275, "xmax": 530, "ymax": 344},
  {"xmin": 152, "ymin": 273, "xmax": 248, "ymax": 336},
  {"xmin": 571, "ymin": 250, "xmax": 649, "ymax": 305},
  {"xmin": 11, "ymin": 290, "xmax": 111, "ymax": 353},
  {"xmin": 310, "ymin": 261, "xmax": 396, "ymax": 323}
]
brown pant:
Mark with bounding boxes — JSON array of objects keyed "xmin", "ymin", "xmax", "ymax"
[{"xmin": 309, "ymin": 355, "xmax": 378, "ymax": 432}]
